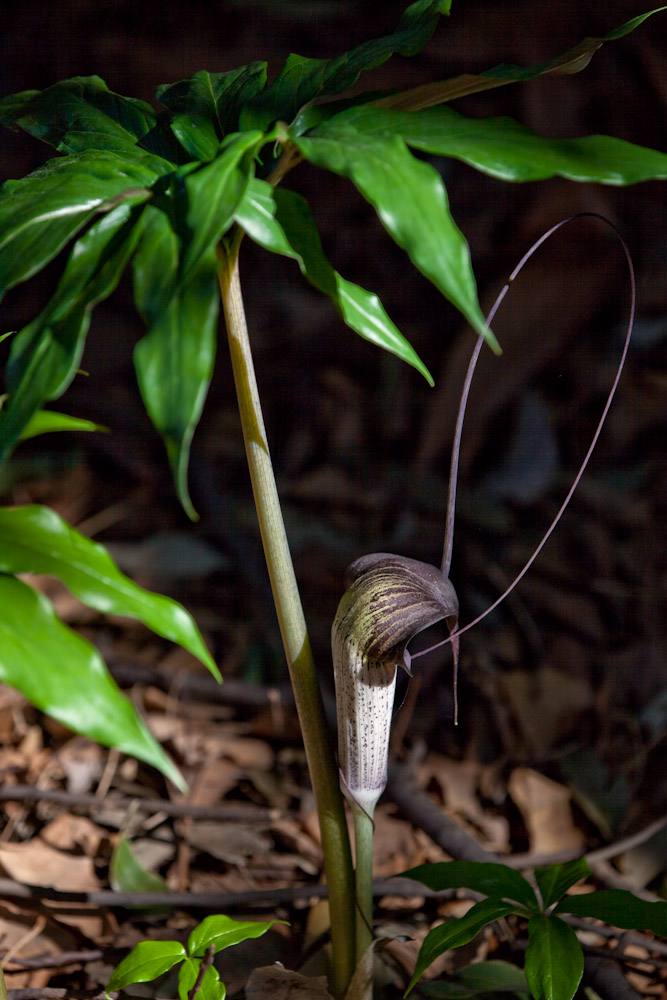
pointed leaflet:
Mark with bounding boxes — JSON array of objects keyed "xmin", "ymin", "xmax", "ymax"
[
  {"xmin": 534, "ymin": 858, "xmax": 589, "ymax": 910},
  {"xmin": 0, "ymin": 151, "xmax": 154, "ymax": 298},
  {"xmin": 455, "ymin": 961, "xmax": 530, "ymax": 996},
  {"xmin": 240, "ymin": 0, "xmax": 450, "ymax": 131},
  {"xmin": 132, "ymin": 134, "xmax": 262, "ymax": 516},
  {"xmin": 0, "ymin": 504, "xmax": 218, "ymax": 676},
  {"xmin": 0, "ymin": 200, "xmax": 146, "ymax": 463},
  {"xmin": 0, "ymin": 574, "xmax": 185, "ymax": 789},
  {"xmin": 405, "ymin": 897, "xmax": 518, "ymax": 994},
  {"xmin": 132, "ymin": 206, "xmax": 219, "ymax": 519},
  {"xmin": 554, "ymin": 889, "xmax": 667, "ymax": 936},
  {"xmin": 157, "ymin": 65, "xmax": 268, "ymax": 160},
  {"xmin": 188, "ymin": 915, "xmax": 285, "ymax": 958},
  {"xmin": 110, "ymin": 836, "xmax": 170, "ymax": 895},
  {"xmin": 294, "ymin": 119, "xmax": 497, "ymax": 351},
  {"xmin": 338, "ymin": 105, "xmax": 667, "ymax": 185},
  {"xmin": 375, "ymin": 7, "xmax": 667, "ymax": 112},
  {"xmin": 524, "ymin": 915, "xmax": 583, "ymax": 1000},
  {"xmin": 482, "ymin": 6, "xmax": 667, "ymax": 81},
  {"xmin": 20, "ymin": 410, "xmax": 106, "ymax": 440},
  {"xmin": 0, "ymin": 75, "xmax": 173, "ymax": 173},
  {"xmin": 0, "ymin": 75, "xmax": 154, "ymax": 147},
  {"xmin": 234, "ymin": 179, "xmax": 433, "ymax": 383},
  {"xmin": 178, "ymin": 961, "xmax": 225, "ymax": 1000},
  {"xmin": 159, "ymin": 129, "xmax": 263, "ymax": 278},
  {"xmin": 402, "ymin": 860, "xmax": 538, "ymax": 911},
  {"xmin": 107, "ymin": 941, "xmax": 187, "ymax": 992}
]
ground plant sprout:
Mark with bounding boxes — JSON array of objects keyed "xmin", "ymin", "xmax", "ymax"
[{"xmin": 1, "ymin": 3, "xmax": 666, "ymax": 999}]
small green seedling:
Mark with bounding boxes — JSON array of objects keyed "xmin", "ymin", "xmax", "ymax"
[
  {"xmin": 106, "ymin": 914, "xmax": 286, "ymax": 1000},
  {"xmin": 401, "ymin": 858, "xmax": 667, "ymax": 1000}
]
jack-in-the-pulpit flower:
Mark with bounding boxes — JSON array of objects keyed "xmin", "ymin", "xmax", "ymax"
[{"xmin": 332, "ymin": 552, "xmax": 458, "ymax": 815}]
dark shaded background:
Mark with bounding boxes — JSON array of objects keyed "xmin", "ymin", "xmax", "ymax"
[{"xmin": 1, "ymin": 1, "xmax": 666, "ymax": 845}]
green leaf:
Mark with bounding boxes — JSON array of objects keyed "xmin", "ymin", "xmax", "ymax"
[
  {"xmin": 179, "ymin": 959, "xmax": 226, "ymax": 1000},
  {"xmin": 0, "ymin": 75, "xmax": 174, "ymax": 174},
  {"xmin": 402, "ymin": 861, "xmax": 539, "ymax": 911},
  {"xmin": 178, "ymin": 957, "xmax": 201, "ymax": 1000},
  {"xmin": 132, "ymin": 206, "xmax": 220, "ymax": 519},
  {"xmin": 240, "ymin": 0, "xmax": 450, "ymax": 132},
  {"xmin": 405, "ymin": 898, "xmax": 518, "ymax": 994},
  {"xmin": 235, "ymin": 179, "xmax": 433, "ymax": 383},
  {"xmin": 198, "ymin": 967, "xmax": 226, "ymax": 1000},
  {"xmin": 372, "ymin": 7, "xmax": 667, "ymax": 112},
  {"xmin": 187, "ymin": 914, "xmax": 284, "ymax": 959},
  {"xmin": 157, "ymin": 65, "xmax": 268, "ymax": 157},
  {"xmin": 175, "ymin": 130, "xmax": 263, "ymax": 277},
  {"xmin": 485, "ymin": 7, "xmax": 667, "ymax": 81},
  {"xmin": 110, "ymin": 836, "xmax": 170, "ymax": 894},
  {"xmin": 131, "ymin": 134, "xmax": 263, "ymax": 515},
  {"xmin": 534, "ymin": 859, "xmax": 590, "ymax": 910},
  {"xmin": 0, "ymin": 151, "xmax": 153, "ymax": 298},
  {"xmin": 294, "ymin": 120, "xmax": 498, "ymax": 351},
  {"xmin": 19, "ymin": 410, "xmax": 107, "ymax": 440},
  {"xmin": 163, "ymin": 112, "xmax": 221, "ymax": 163},
  {"xmin": 0, "ymin": 200, "xmax": 146, "ymax": 462},
  {"xmin": 421, "ymin": 960, "xmax": 530, "ymax": 998},
  {"xmin": 524, "ymin": 914, "xmax": 583, "ymax": 1000},
  {"xmin": 107, "ymin": 939, "xmax": 187, "ymax": 991},
  {"xmin": 346, "ymin": 105, "xmax": 667, "ymax": 185},
  {"xmin": 1, "ymin": 75, "xmax": 154, "ymax": 146},
  {"xmin": 603, "ymin": 6, "xmax": 667, "ymax": 40},
  {"xmin": 0, "ymin": 573, "xmax": 185, "ymax": 789},
  {"xmin": 554, "ymin": 889, "xmax": 667, "ymax": 936},
  {"xmin": 0, "ymin": 504, "xmax": 219, "ymax": 678},
  {"xmin": 458, "ymin": 961, "xmax": 530, "ymax": 996}
]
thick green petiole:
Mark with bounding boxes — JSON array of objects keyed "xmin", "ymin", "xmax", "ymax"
[
  {"xmin": 217, "ymin": 240, "xmax": 355, "ymax": 997},
  {"xmin": 352, "ymin": 801, "xmax": 375, "ymax": 966}
]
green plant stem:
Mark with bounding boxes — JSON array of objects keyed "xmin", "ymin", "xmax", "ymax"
[
  {"xmin": 217, "ymin": 240, "xmax": 355, "ymax": 997},
  {"xmin": 353, "ymin": 802, "xmax": 375, "ymax": 964},
  {"xmin": 0, "ymin": 967, "xmax": 7, "ymax": 1000}
]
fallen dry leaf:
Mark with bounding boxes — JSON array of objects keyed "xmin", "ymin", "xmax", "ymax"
[
  {"xmin": 508, "ymin": 767, "xmax": 585, "ymax": 855},
  {"xmin": 498, "ymin": 663, "xmax": 593, "ymax": 756},
  {"xmin": 55, "ymin": 737, "xmax": 104, "ymax": 796},
  {"xmin": 183, "ymin": 757, "xmax": 240, "ymax": 806},
  {"xmin": 186, "ymin": 820, "xmax": 272, "ymax": 864},
  {"xmin": 0, "ymin": 838, "xmax": 101, "ymax": 891},
  {"xmin": 419, "ymin": 755, "xmax": 510, "ymax": 853},
  {"xmin": 246, "ymin": 963, "xmax": 334, "ymax": 1000},
  {"xmin": 40, "ymin": 813, "xmax": 104, "ymax": 855},
  {"xmin": 372, "ymin": 807, "xmax": 427, "ymax": 877}
]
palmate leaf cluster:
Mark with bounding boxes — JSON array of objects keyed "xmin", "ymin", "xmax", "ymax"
[
  {"xmin": 106, "ymin": 913, "xmax": 286, "ymax": 999},
  {"xmin": 403, "ymin": 858, "xmax": 667, "ymax": 1000},
  {"xmin": 0, "ymin": 1, "xmax": 666, "ymax": 783}
]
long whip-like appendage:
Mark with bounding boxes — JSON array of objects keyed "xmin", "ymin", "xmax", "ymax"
[{"xmin": 416, "ymin": 212, "xmax": 636, "ymax": 665}]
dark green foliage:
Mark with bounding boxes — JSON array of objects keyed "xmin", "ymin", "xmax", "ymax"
[{"xmin": 403, "ymin": 857, "xmax": 667, "ymax": 1000}]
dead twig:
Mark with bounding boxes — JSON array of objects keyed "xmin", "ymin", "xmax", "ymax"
[
  {"xmin": 188, "ymin": 943, "xmax": 215, "ymax": 1000},
  {"xmin": 1, "ymin": 950, "xmax": 105, "ymax": 970},
  {"xmin": 507, "ymin": 813, "xmax": 667, "ymax": 870},
  {"xmin": 583, "ymin": 955, "xmax": 651, "ymax": 999},
  {"xmin": 0, "ymin": 785, "xmax": 281, "ymax": 823},
  {"xmin": 108, "ymin": 660, "xmax": 294, "ymax": 710},
  {"xmin": 6, "ymin": 992, "xmax": 117, "ymax": 1000},
  {"xmin": 386, "ymin": 759, "xmax": 502, "ymax": 863},
  {"xmin": 0, "ymin": 876, "xmax": 455, "ymax": 912}
]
